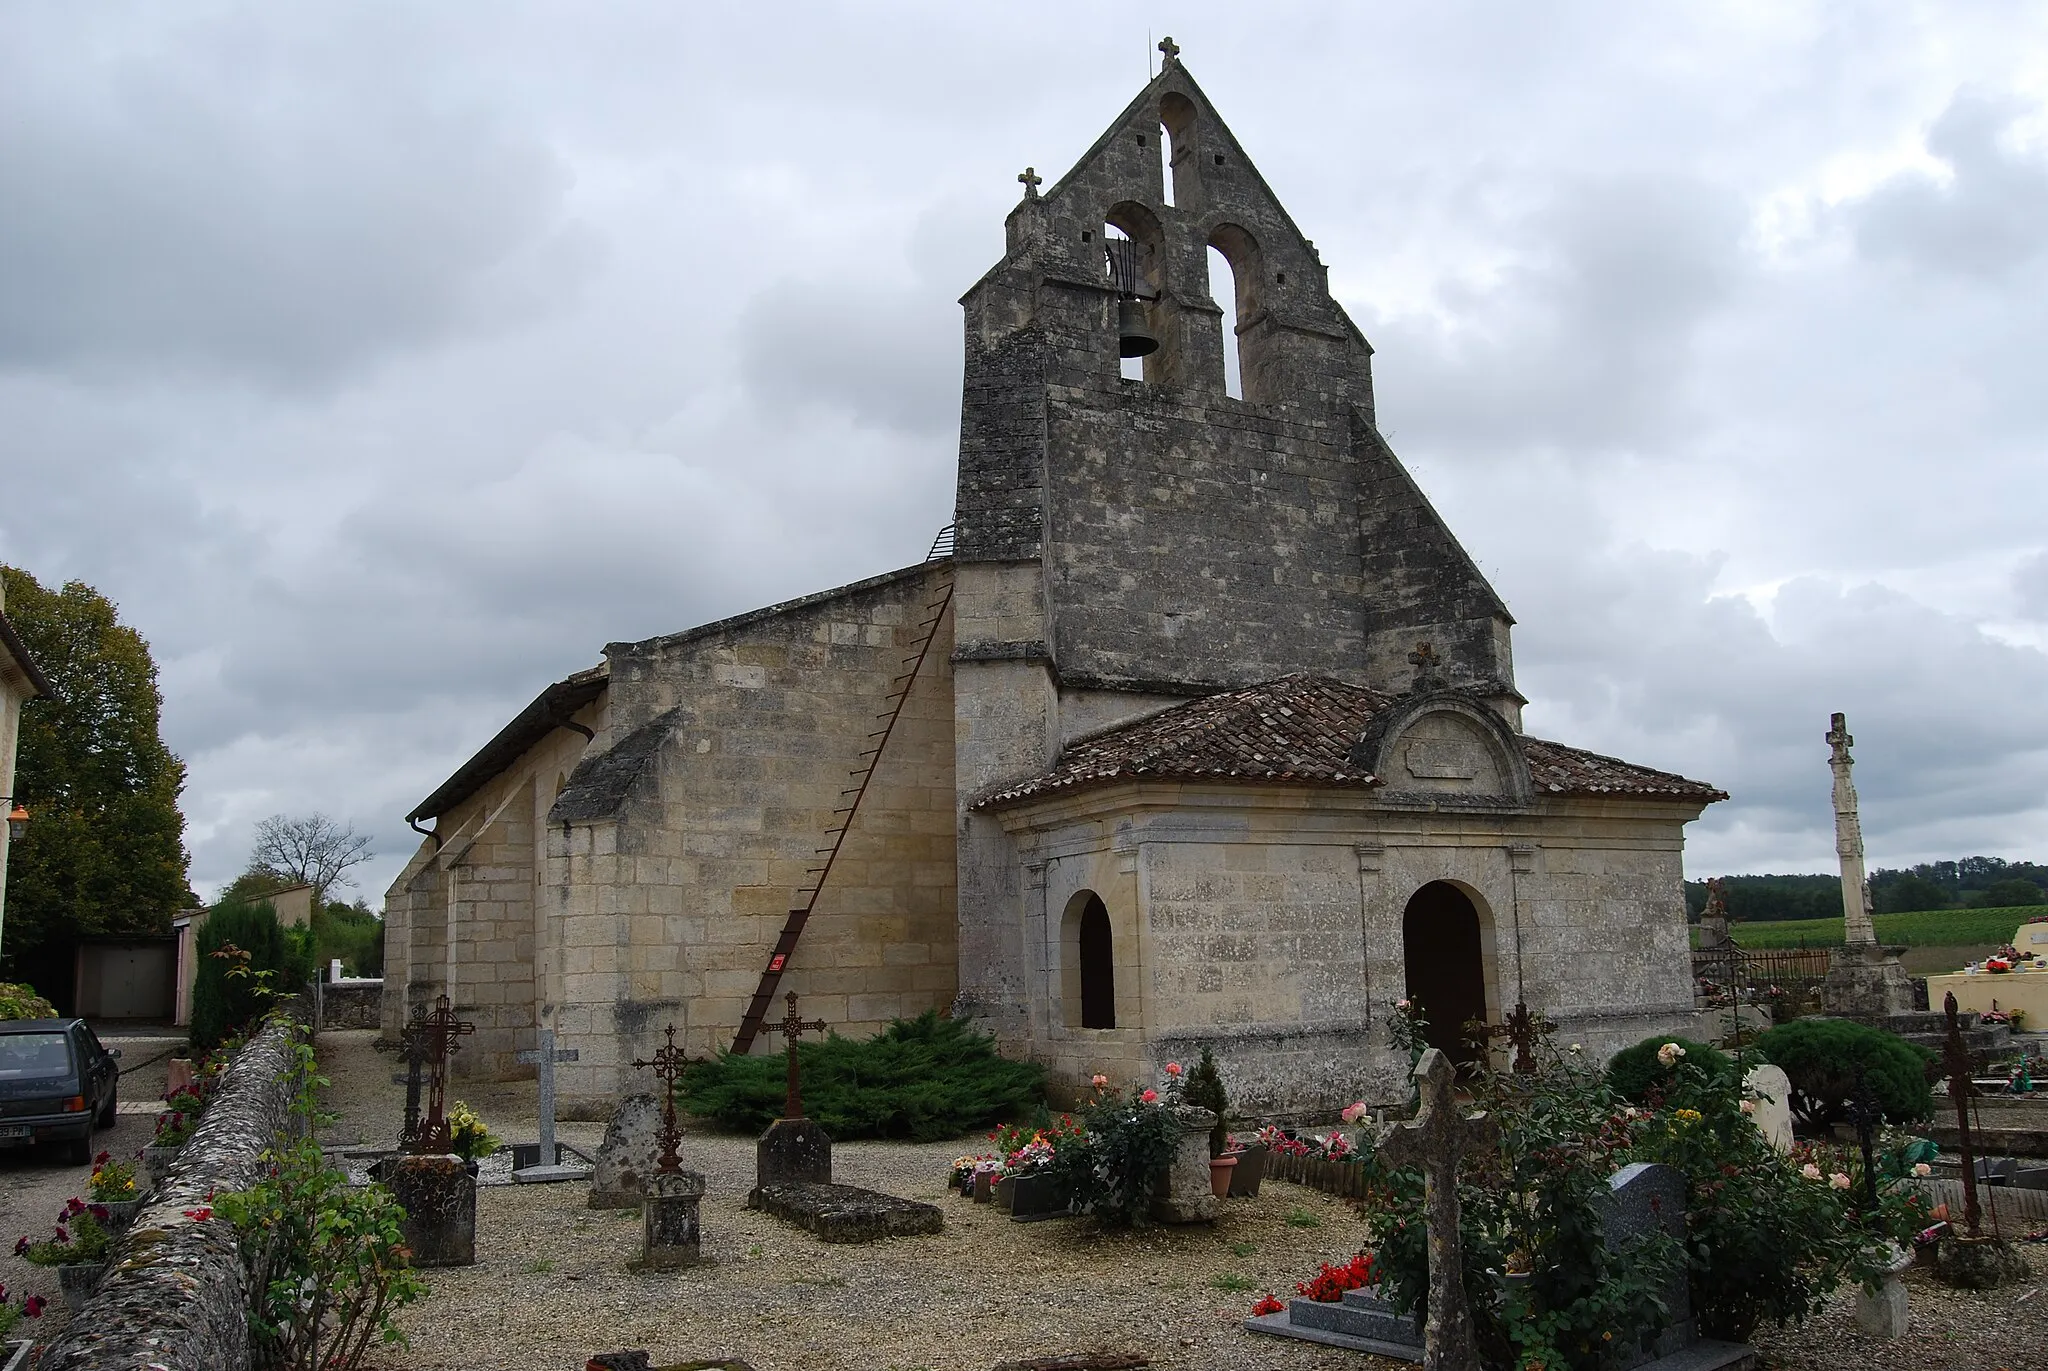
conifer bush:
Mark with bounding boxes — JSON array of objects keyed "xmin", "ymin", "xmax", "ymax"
[
  {"xmin": 677, "ymin": 1011, "xmax": 1045, "ymax": 1141},
  {"xmin": 1755, "ymin": 1017, "xmax": 1935, "ymax": 1128},
  {"xmin": 191, "ymin": 898, "xmax": 314, "ymax": 1048},
  {"xmin": 1605, "ymin": 1034, "xmax": 1738, "ymax": 1104}
]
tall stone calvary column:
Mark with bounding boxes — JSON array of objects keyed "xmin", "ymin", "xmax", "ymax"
[{"xmin": 1827, "ymin": 712, "xmax": 1877, "ymax": 946}]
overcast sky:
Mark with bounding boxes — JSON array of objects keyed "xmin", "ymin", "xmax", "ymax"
[{"xmin": 3, "ymin": 2, "xmax": 2045, "ymax": 908}]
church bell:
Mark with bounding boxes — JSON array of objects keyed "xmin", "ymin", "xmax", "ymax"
[{"xmin": 1117, "ymin": 299, "xmax": 1159, "ymax": 358}]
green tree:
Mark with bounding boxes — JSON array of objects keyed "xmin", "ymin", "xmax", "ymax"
[
  {"xmin": 1875, "ymin": 873, "xmax": 1951, "ymax": 914},
  {"xmin": 1967, "ymin": 878, "xmax": 2045, "ymax": 909},
  {"xmin": 0, "ymin": 567, "xmax": 193, "ymax": 984}
]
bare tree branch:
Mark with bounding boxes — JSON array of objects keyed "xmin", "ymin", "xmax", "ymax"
[{"xmin": 250, "ymin": 813, "xmax": 373, "ymax": 909}]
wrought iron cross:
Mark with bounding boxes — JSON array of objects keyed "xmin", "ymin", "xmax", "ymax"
[
  {"xmin": 631, "ymin": 1023, "xmax": 691, "ymax": 1174},
  {"xmin": 1487, "ymin": 1000, "xmax": 1545, "ymax": 1075},
  {"xmin": 1378, "ymin": 1048, "xmax": 1498, "ymax": 1371},
  {"xmin": 766, "ymin": 992, "xmax": 828, "ymax": 1121},
  {"xmin": 403, "ymin": 994, "xmax": 474, "ymax": 1154},
  {"xmin": 1845, "ymin": 1064, "xmax": 1884, "ymax": 1214},
  {"xmin": 376, "ymin": 1027, "xmax": 431, "ymax": 1150},
  {"xmin": 1017, "ymin": 166, "xmax": 1042, "ymax": 199},
  {"xmin": 1939, "ymin": 991, "xmax": 1982, "ymax": 1236}
]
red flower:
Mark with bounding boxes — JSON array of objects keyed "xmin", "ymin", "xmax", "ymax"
[
  {"xmin": 182, "ymin": 1207, "xmax": 213, "ymax": 1223},
  {"xmin": 61, "ymin": 1197, "xmax": 85, "ymax": 1219},
  {"xmin": 12, "ymin": 1237, "xmax": 28, "ymax": 1256},
  {"xmin": 88, "ymin": 1203, "xmax": 110, "ymax": 1222},
  {"xmin": 1252, "ymin": 1294, "xmax": 1286, "ymax": 1317},
  {"xmin": 51, "ymin": 1225, "xmax": 69, "ymax": 1244},
  {"xmin": 23, "ymin": 1295, "xmax": 45, "ymax": 1317},
  {"xmin": 93, "ymin": 1151, "xmax": 110, "ymax": 1165},
  {"xmin": 1140, "ymin": 1088, "xmax": 1159, "ymax": 1103}
]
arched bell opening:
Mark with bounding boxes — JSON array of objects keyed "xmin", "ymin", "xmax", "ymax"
[
  {"xmin": 1400, "ymin": 880, "xmax": 1497, "ymax": 1070},
  {"xmin": 1207, "ymin": 223, "xmax": 1263, "ymax": 402},
  {"xmin": 1104, "ymin": 201, "xmax": 1168, "ymax": 383}
]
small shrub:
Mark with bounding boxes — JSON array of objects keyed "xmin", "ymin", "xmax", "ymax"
[
  {"xmin": 87, "ymin": 1151, "xmax": 138, "ymax": 1202},
  {"xmin": 192, "ymin": 899, "xmax": 297, "ymax": 1048},
  {"xmin": 1755, "ymin": 1018, "xmax": 1935, "ymax": 1128},
  {"xmin": 1284, "ymin": 1207, "xmax": 1322, "ymax": 1228},
  {"xmin": 15, "ymin": 1197, "xmax": 114, "ymax": 1266},
  {"xmin": 1605, "ymin": 1035, "xmax": 1738, "ymax": 1104},
  {"xmin": 1182, "ymin": 1046, "xmax": 1230, "ymax": 1157},
  {"xmin": 0, "ymin": 981, "xmax": 57, "ymax": 1021},
  {"xmin": 1055, "ymin": 1071, "xmax": 1183, "ymax": 1227},
  {"xmin": 677, "ymin": 1011, "xmax": 1044, "ymax": 1141},
  {"xmin": 1210, "ymin": 1271, "xmax": 1255, "ymax": 1292},
  {"xmin": 446, "ymin": 1101, "xmax": 500, "ymax": 1161}
]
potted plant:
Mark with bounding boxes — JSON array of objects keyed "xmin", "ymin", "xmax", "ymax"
[
  {"xmin": 16, "ymin": 1197, "xmax": 116, "ymax": 1311},
  {"xmin": 447, "ymin": 1101, "xmax": 501, "ymax": 1175},
  {"xmin": 142, "ymin": 1089, "xmax": 204, "ymax": 1188},
  {"xmin": 993, "ymin": 1115, "xmax": 1084, "ymax": 1220},
  {"xmin": 1180, "ymin": 1049, "xmax": 1238, "ymax": 1198},
  {"xmin": 0, "ymin": 1283, "xmax": 47, "ymax": 1371},
  {"xmin": 88, "ymin": 1151, "xmax": 144, "ymax": 1228}
]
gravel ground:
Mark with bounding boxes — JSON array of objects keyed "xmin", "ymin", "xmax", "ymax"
[
  {"xmin": 309, "ymin": 1029, "xmax": 2046, "ymax": 1371},
  {"xmin": 0, "ymin": 1026, "xmax": 177, "ymax": 1340}
]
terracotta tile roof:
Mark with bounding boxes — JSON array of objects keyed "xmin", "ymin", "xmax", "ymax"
[
  {"xmin": 975, "ymin": 673, "xmax": 1725, "ymax": 808},
  {"xmin": 1521, "ymin": 737, "xmax": 1727, "ymax": 801}
]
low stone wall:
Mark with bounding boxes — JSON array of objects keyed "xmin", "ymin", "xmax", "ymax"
[
  {"xmin": 36, "ymin": 1015, "xmax": 300, "ymax": 1371},
  {"xmin": 321, "ymin": 977, "xmax": 383, "ymax": 1030}
]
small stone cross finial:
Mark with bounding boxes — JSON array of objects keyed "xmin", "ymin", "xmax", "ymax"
[
  {"xmin": 1407, "ymin": 641, "xmax": 1448, "ymax": 694},
  {"xmin": 767, "ymin": 992, "xmax": 829, "ymax": 1121},
  {"xmin": 1827, "ymin": 711, "xmax": 1853, "ymax": 761},
  {"xmin": 631, "ymin": 1024, "xmax": 692, "ymax": 1173},
  {"xmin": 1378, "ymin": 1048, "xmax": 1497, "ymax": 1370},
  {"xmin": 1017, "ymin": 166, "xmax": 1042, "ymax": 199},
  {"xmin": 1158, "ymin": 36, "xmax": 1181, "ymax": 66}
]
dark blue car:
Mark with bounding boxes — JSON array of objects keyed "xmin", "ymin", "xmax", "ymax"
[{"xmin": 0, "ymin": 1018, "xmax": 122, "ymax": 1164}]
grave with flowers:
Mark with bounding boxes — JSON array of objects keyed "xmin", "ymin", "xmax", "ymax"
[{"xmin": 1239, "ymin": 1030, "xmax": 1966, "ymax": 1370}]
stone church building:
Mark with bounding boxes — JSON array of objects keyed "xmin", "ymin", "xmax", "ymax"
[{"xmin": 383, "ymin": 53, "xmax": 1723, "ymax": 1118}]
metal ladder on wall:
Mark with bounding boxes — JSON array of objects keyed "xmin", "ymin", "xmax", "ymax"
[{"xmin": 729, "ymin": 526, "xmax": 957, "ymax": 1054}]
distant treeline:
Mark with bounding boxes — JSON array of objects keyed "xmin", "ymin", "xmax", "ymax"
[{"xmin": 1685, "ymin": 856, "xmax": 2048, "ymax": 923}]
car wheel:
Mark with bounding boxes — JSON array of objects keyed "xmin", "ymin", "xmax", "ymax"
[{"xmin": 98, "ymin": 1084, "xmax": 117, "ymax": 1128}]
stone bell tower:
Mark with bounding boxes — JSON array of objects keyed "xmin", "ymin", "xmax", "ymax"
[{"xmin": 949, "ymin": 44, "xmax": 1521, "ymax": 1033}]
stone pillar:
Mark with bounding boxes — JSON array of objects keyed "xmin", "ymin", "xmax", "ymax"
[
  {"xmin": 384, "ymin": 1154, "xmax": 477, "ymax": 1267},
  {"xmin": 1150, "ymin": 1105, "xmax": 1218, "ymax": 1224},
  {"xmin": 1854, "ymin": 1243, "xmax": 1912, "ymax": 1338},
  {"xmin": 639, "ymin": 1169, "xmax": 706, "ymax": 1269},
  {"xmin": 1827, "ymin": 713, "xmax": 1876, "ymax": 947}
]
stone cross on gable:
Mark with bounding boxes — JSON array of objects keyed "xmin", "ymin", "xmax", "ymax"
[
  {"xmin": 1157, "ymin": 35, "xmax": 1180, "ymax": 65},
  {"xmin": 1378, "ymin": 1048, "xmax": 1497, "ymax": 1371},
  {"xmin": 1017, "ymin": 166, "xmax": 1042, "ymax": 199},
  {"xmin": 1940, "ymin": 992, "xmax": 1984, "ymax": 1236},
  {"xmin": 514, "ymin": 1027, "xmax": 580, "ymax": 1175},
  {"xmin": 1407, "ymin": 641, "xmax": 1449, "ymax": 694},
  {"xmin": 401, "ymin": 995, "xmax": 474, "ymax": 1155},
  {"xmin": 766, "ymin": 992, "xmax": 828, "ymax": 1121},
  {"xmin": 631, "ymin": 1024, "xmax": 692, "ymax": 1174}
]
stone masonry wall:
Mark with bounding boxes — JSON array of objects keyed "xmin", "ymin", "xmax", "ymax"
[
  {"xmin": 991, "ymin": 785, "xmax": 1702, "ymax": 1117},
  {"xmin": 37, "ymin": 1015, "xmax": 300, "ymax": 1371},
  {"xmin": 545, "ymin": 563, "xmax": 957, "ymax": 1113}
]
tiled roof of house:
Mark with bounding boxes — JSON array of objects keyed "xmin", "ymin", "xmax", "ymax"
[{"xmin": 976, "ymin": 674, "xmax": 1725, "ymax": 808}]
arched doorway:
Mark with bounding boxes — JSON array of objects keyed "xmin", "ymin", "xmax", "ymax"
[{"xmin": 1401, "ymin": 881, "xmax": 1488, "ymax": 1068}]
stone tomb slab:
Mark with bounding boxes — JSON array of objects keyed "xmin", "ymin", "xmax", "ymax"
[{"xmin": 746, "ymin": 1182, "xmax": 943, "ymax": 1244}]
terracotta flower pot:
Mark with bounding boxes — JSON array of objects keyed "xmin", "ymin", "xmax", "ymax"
[{"xmin": 1209, "ymin": 1154, "xmax": 1237, "ymax": 1199}]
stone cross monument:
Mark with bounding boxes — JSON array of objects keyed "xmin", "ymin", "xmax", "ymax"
[
  {"xmin": 1827, "ymin": 712, "xmax": 1877, "ymax": 946},
  {"xmin": 1378, "ymin": 1048, "xmax": 1497, "ymax": 1371}
]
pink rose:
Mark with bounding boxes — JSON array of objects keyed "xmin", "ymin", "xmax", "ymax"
[
  {"xmin": 1913, "ymin": 1162, "xmax": 1932, "ymax": 1178},
  {"xmin": 1140, "ymin": 1088, "xmax": 1159, "ymax": 1104},
  {"xmin": 1829, "ymin": 1173, "xmax": 1851, "ymax": 1190},
  {"xmin": 1164, "ymin": 1062, "xmax": 1182, "ymax": 1077},
  {"xmin": 1340, "ymin": 1102, "xmax": 1368, "ymax": 1125},
  {"xmin": 1739, "ymin": 1100, "xmax": 1755, "ymax": 1115},
  {"xmin": 1801, "ymin": 1163, "xmax": 1822, "ymax": 1181}
]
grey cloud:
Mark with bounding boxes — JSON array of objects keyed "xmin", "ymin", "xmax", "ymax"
[
  {"xmin": 1366, "ymin": 173, "xmax": 1743, "ymax": 457},
  {"xmin": 2016, "ymin": 551, "xmax": 2048, "ymax": 620},
  {"xmin": 1844, "ymin": 92, "xmax": 2048, "ymax": 280},
  {"xmin": 0, "ymin": 12, "xmax": 596, "ymax": 388}
]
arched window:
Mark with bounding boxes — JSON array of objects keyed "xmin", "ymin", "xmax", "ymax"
[
  {"xmin": 1106, "ymin": 224, "xmax": 1144, "ymax": 382},
  {"xmin": 1160, "ymin": 93, "xmax": 1196, "ymax": 208},
  {"xmin": 1062, "ymin": 890, "xmax": 1117, "ymax": 1029},
  {"xmin": 1207, "ymin": 224, "xmax": 1262, "ymax": 401}
]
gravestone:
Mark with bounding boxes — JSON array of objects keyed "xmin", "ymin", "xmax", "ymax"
[
  {"xmin": 1742, "ymin": 1064, "xmax": 1793, "ymax": 1153},
  {"xmin": 639, "ymin": 1167, "xmax": 708, "ymax": 1269},
  {"xmin": 1598, "ymin": 1163, "xmax": 1692, "ymax": 1365},
  {"xmin": 588, "ymin": 1094, "xmax": 663, "ymax": 1210},
  {"xmin": 513, "ymin": 1027, "xmax": 583, "ymax": 1183},
  {"xmin": 755, "ymin": 1116, "xmax": 832, "ymax": 1191},
  {"xmin": 1854, "ymin": 1242, "xmax": 1912, "ymax": 1339},
  {"xmin": 1377, "ymin": 1049, "xmax": 1495, "ymax": 1371},
  {"xmin": 383, "ymin": 1154, "xmax": 477, "ymax": 1267}
]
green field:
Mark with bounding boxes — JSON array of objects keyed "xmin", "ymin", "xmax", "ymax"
[{"xmin": 1712, "ymin": 907, "xmax": 2041, "ymax": 950}]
